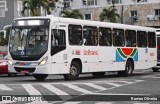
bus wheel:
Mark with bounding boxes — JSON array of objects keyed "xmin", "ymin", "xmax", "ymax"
[
  {"xmin": 92, "ymin": 72, "xmax": 105, "ymax": 77},
  {"xmin": 8, "ymin": 73, "xmax": 17, "ymax": 77},
  {"xmin": 33, "ymin": 74, "xmax": 48, "ymax": 81},
  {"xmin": 118, "ymin": 60, "xmax": 133, "ymax": 76},
  {"xmin": 152, "ymin": 68, "xmax": 159, "ymax": 72},
  {"xmin": 64, "ymin": 61, "xmax": 80, "ymax": 80}
]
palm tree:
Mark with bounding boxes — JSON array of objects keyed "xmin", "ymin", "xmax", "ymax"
[
  {"xmin": 21, "ymin": 0, "xmax": 58, "ymax": 16},
  {"xmin": 60, "ymin": 9, "xmax": 83, "ymax": 19},
  {"xmin": 100, "ymin": 6, "xmax": 120, "ymax": 23}
]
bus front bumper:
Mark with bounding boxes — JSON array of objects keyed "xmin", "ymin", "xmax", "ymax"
[{"xmin": 8, "ymin": 63, "xmax": 50, "ymax": 74}]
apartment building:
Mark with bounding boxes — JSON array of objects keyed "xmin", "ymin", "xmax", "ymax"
[
  {"xmin": 0, "ymin": 0, "xmax": 23, "ymax": 30},
  {"xmin": 63, "ymin": 0, "xmax": 160, "ymax": 27}
]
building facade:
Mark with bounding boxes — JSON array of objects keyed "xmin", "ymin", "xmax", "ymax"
[
  {"xmin": 0, "ymin": 0, "xmax": 23, "ymax": 30},
  {"xmin": 63, "ymin": 0, "xmax": 160, "ymax": 27}
]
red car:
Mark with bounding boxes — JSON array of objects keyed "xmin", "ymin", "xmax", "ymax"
[{"xmin": 0, "ymin": 53, "xmax": 17, "ymax": 77}]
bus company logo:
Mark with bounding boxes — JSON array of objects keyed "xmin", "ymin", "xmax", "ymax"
[
  {"xmin": 83, "ymin": 50, "xmax": 98, "ymax": 56},
  {"xmin": 116, "ymin": 48, "xmax": 138, "ymax": 62},
  {"xmin": 72, "ymin": 50, "xmax": 81, "ymax": 55}
]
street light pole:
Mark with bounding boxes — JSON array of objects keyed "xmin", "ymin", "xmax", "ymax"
[{"xmin": 112, "ymin": 0, "xmax": 115, "ymax": 9}]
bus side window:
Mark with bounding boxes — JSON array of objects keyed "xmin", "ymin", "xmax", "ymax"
[
  {"xmin": 51, "ymin": 29, "xmax": 66, "ymax": 56},
  {"xmin": 83, "ymin": 26, "xmax": 98, "ymax": 46},
  {"xmin": 137, "ymin": 31, "xmax": 147, "ymax": 47},
  {"xmin": 125, "ymin": 30, "xmax": 136, "ymax": 47},
  {"xmin": 148, "ymin": 32, "xmax": 156, "ymax": 48},
  {"xmin": 99, "ymin": 27, "xmax": 112, "ymax": 46},
  {"xmin": 51, "ymin": 29, "xmax": 66, "ymax": 46},
  {"xmin": 68, "ymin": 25, "xmax": 82, "ymax": 45},
  {"xmin": 113, "ymin": 28, "xmax": 124, "ymax": 47}
]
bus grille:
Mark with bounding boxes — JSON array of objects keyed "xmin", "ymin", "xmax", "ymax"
[{"xmin": 14, "ymin": 67, "xmax": 35, "ymax": 73}]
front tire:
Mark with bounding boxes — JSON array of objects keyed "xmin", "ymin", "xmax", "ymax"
[
  {"xmin": 118, "ymin": 60, "xmax": 134, "ymax": 76},
  {"xmin": 152, "ymin": 68, "xmax": 159, "ymax": 72},
  {"xmin": 33, "ymin": 74, "xmax": 48, "ymax": 81},
  {"xmin": 64, "ymin": 61, "xmax": 80, "ymax": 80}
]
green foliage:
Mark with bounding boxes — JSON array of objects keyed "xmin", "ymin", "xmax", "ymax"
[
  {"xmin": 100, "ymin": 6, "xmax": 120, "ymax": 23},
  {"xmin": 60, "ymin": 9, "xmax": 83, "ymax": 19},
  {"xmin": 21, "ymin": 0, "xmax": 58, "ymax": 16}
]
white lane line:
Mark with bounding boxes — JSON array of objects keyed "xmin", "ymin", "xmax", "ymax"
[
  {"xmin": 26, "ymin": 101, "xmax": 50, "ymax": 104},
  {"xmin": 42, "ymin": 84, "xmax": 73, "ymax": 100},
  {"xmin": 22, "ymin": 84, "xmax": 41, "ymax": 95},
  {"xmin": 106, "ymin": 83, "xmax": 122, "ymax": 87},
  {"xmin": 152, "ymin": 76, "xmax": 160, "ymax": 78},
  {"xmin": 63, "ymin": 83, "xmax": 93, "ymax": 94},
  {"xmin": 95, "ymin": 102, "xmax": 113, "ymax": 104},
  {"xmin": 118, "ymin": 81, "xmax": 135, "ymax": 84},
  {"xmin": 0, "ymin": 101, "xmax": 16, "ymax": 104},
  {"xmin": 84, "ymin": 83, "xmax": 106, "ymax": 90},
  {"xmin": 42, "ymin": 84, "xmax": 69, "ymax": 95},
  {"xmin": 62, "ymin": 102, "xmax": 81, "ymax": 104},
  {"xmin": 0, "ymin": 84, "xmax": 12, "ymax": 91}
]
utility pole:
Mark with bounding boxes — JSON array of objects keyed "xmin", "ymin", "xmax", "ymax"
[
  {"xmin": 112, "ymin": 0, "xmax": 115, "ymax": 9},
  {"xmin": 121, "ymin": 5, "xmax": 124, "ymax": 24}
]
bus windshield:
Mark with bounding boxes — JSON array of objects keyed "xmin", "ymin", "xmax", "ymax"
[{"xmin": 9, "ymin": 19, "xmax": 50, "ymax": 60}]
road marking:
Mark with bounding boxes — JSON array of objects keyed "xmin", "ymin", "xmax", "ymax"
[
  {"xmin": 63, "ymin": 83, "xmax": 93, "ymax": 94},
  {"xmin": 42, "ymin": 84, "xmax": 73, "ymax": 100},
  {"xmin": 26, "ymin": 101, "xmax": 50, "ymax": 104},
  {"xmin": 62, "ymin": 102, "xmax": 81, "ymax": 104},
  {"xmin": 0, "ymin": 84, "xmax": 12, "ymax": 91},
  {"xmin": 0, "ymin": 101, "xmax": 16, "ymax": 104},
  {"xmin": 152, "ymin": 76, "xmax": 160, "ymax": 78},
  {"xmin": 118, "ymin": 80, "xmax": 135, "ymax": 84},
  {"xmin": 95, "ymin": 102, "xmax": 113, "ymax": 104},
  {"xmin": 42, "ymin": 84, "xmax": 69, "ymax": 95},
  {"xmin": 106, "ymin": 83, "xmax": 122, "ymax": 87},
  {"xmin": 83, "ymin": 83, "xmax": 106, "ymax": 90},
  {"xmin": 22, "ymin": 84, "xmax": 41, "ymax": 95}
]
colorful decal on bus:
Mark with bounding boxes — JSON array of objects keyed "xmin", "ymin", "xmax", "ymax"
[{"xmin": 116, "ymin": 48, "xmax": 138, "ymax": 62}]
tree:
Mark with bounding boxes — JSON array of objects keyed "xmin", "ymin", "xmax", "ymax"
[
  {"xmin": 21, "ymin": 0, "xmax": 58, "ymax": 16},
  {"xmin": 60, "ymin": 9, "xmax": 83, "ymax": 19},
  {"xmin": 100, "ymin": 6, "xmax": 120, "ymax": 23}
]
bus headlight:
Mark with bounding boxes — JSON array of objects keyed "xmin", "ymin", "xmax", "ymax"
[
  {"xmin": 8, "ymin": 60, "xmax": 13, "ymax": 65},
  {"xmin": 39, "ymin": 57, "xmax": 48, "ymax": 66}
]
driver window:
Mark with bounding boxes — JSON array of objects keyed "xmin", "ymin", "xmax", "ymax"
[
  {"xmin": 51, "ymin": 29, "xmax": 66, "ymax": 56},
  {"xmin": 51, "ymin": 29, "xmax": 66, "ymax": 46}
]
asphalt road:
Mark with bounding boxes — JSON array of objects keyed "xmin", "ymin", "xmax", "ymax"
[{"xmin": 0, "ymin": 69, "xmax": 160, "ymax": 104}]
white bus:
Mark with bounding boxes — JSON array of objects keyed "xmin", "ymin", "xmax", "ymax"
[
  {"xmin": 8, "ymin": 15, "xmax": 157, "ymax": 81},
  {"xmin": 152, "ymin": 29, "xmax": 160, "ymax": 72}
]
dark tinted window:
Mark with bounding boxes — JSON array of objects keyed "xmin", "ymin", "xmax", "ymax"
[
  {"xmin": 83, "ymin": 26, "xmax": 98, "ymax": 46},
  {"xmin": 99, "ymin": 27, "xmax": 112, "ymax": 46},
  {"xmin": 148, "ymin": 32, "xmax": 156, "ymax": 48},
  {"xmin": 113, "ymin": 28, "xmax": 124, "ymax": 46},
  {"xmin": 137, "ymin": 31, "xmax": 147, "ymax": 47},
  {"xmin": 125, "ymin": 30, "xmax": 136, "ymax": 47},
  {"xmin": 68, "ymin": 25, "xmax": 82, "ymax": 45}
]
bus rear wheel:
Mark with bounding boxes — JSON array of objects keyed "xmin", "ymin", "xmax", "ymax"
[
  {"xmin": 92, "ymin": 72, "xmax": 105, "ymax": 77},
  {"xmin": 64, "ymin": 61, "xmax": 80, "ymax": 80},
  {"xmin": 152, "ymin": 68, "xmax": 159, "ymax": 72},
  {"xmin": 118, "ymin": 60, "xmax": 134, "ymax": 76},
  {"xmin": 33, "ymin": 74, "xmax": 48, "ymax": 81}
]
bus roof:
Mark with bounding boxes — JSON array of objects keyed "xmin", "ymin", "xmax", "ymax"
[{"xmin": 13, "ymin": 15, "xmax": 156, "ymax": 32}]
